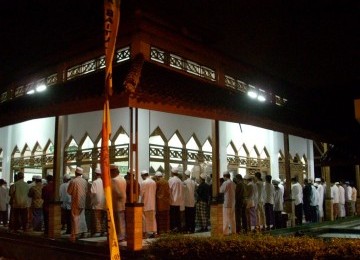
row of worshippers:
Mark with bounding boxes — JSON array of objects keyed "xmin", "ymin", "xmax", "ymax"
[
  {"xmin": 220, "ymin": 171, "xmax": 285, "ymax": 235},
  {"xmin": 330, "ymin": 180, "xmax": 357, "ymax": 219},
  {"xmin": 291, "ymin": 177, "xmax": 357, "ymax": 226},
  {"xmin": 1, "ymin": 172, "xmax": 55, "ymax": 235}
]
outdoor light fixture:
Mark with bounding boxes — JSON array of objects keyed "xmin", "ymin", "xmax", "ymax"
[
  {"xmin": 27, "ymin": 89, "xmax": 35, "ymax": 95},
  {"xmin": 247, "ymin": 85, "xmax": 258, "ymax": 99},
  {"xmin": 247, "ymin": 85, "xmax": 266, "ymax": 102},
  {"xmin": 257, "ymin": 89, "xmax": 266, "ymax": 102},
  {"xmin": 36, "ymin": 84, "xmax": 47, "ymax": 92}
]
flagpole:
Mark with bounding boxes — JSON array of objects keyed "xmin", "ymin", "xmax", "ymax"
[{"xmin": 101, "ymin": 0, "xmax": 121, "ymax": 259}]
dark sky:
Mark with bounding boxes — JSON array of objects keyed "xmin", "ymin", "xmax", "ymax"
[{"xmin": 0, "ymin": 0, "xmax": 359, "ymax": 107}]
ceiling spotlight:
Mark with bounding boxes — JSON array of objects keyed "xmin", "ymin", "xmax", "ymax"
[
  {"xmin": 36, "ymin": 84, "xmax": 47, "ymax": 92},
  {"xmin": 27, "ymin": 89, "xmax": 35, "ymax": 95},
  {"xmin": 257, "ymin": 95, "xmax": 266, "ymax": 102},
  {"xmin": 247, "ymin": 90, "xmax": 258, "ymax": 99}
]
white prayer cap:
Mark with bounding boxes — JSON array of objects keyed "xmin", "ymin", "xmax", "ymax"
[
  {"xmin": 315, "ymin": 177, "xmax": 321, "ymax": 182},
  {"xmin": 75, "ymin": 167, "xmax": 83, "ymax": 174},
  {"xmin": 64, "ymin": 173, "xmax": 71, "ymax": 180},
  {"xmin": 200, "ymin": 173, "xmax": 207, "ymax": 179},
  {"xmin": 155, "ymin": 171, "xmax": 162, "ymax": 177},
  {"xmin": 184, "ymin": 170, "xmax": 191, "ymax": 176},
  {"xmin": 141, "ymin": 170, "xmax": 149, "ymax": 175},
  {"xmin": 171, "ymin": 167, "xmax": 179, "ymax": 174},
  {"xmin": 335, "ymin": 182, "xmax": 340, "ymax": 185},
  {"xmin": 95, "ymin": 168, "xmax": 102, "ymax": 174},
  {"xmin": 34, "ymin": 175, "xmax": 42, "ymax": 180}
]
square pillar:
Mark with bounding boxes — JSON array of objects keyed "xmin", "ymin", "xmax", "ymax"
[
  {"xmin": 210, "ymin": 202, "xmax": 223, "ymax": 236},
  {"xmin": 126, "ymin": 203, "xmax": 143, "ymax": 251},
  {"xmin": 48, "ymin": 202, "xmax": 62, "ymax": 239},
  {"xmin": 284, "ymin": 199, "xmax": 295, "ymax": 227}
]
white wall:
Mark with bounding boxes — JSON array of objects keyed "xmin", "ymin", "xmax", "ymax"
[{"xmin": 0, "ymin": 108, "xmax": 315, "ymax": 181}]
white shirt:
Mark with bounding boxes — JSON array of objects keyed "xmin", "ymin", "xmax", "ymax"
[
  {"xmin": 338, "ymin": 185, "xmax": 345, "ymax": 204},
  {"xmin": 331, "ymin": 185, "xmax": 339, "ymax": 203},
  {"xmin": 291, "ymin": 182, "xmax": 303, "ymax": 205},
  {"xmin": 140, "ymin": 176, "xmax": 157, "ymax": 211},
  {"xmin": 59, "ymin": 182, "xmax": 71, "ymax": 209},
  {"xmin": 183, "ymin": 178, "xmax": 196, "ymax": 207},
  {"xmin": 91, "ymin": 177, "xmax": 105, "ymax": 210},
  {"xmin": 263, "ymin": 182, "xmax": 275, "ymax": 204},
  {"xmin": 345, "ymin": 186, "xmax": 352, "ymax": 202},
  {"xmin": 274, "ymin": 187, "xmax": 284, "ymax": 211},
  {"xmin": 220, "ymin": 178, "xmax": 235, "ymax": 208},
  {"xmin": 111, "ymin": 175, "xmax": 127, "ymax": 211},
  {"xmin": 168, "ymin": 176, "xmax": 184, "ymax": 206}
]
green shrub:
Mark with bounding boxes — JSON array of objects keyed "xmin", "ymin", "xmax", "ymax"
[{"xmin": 146, "ymin": 234, "xmax": 360, "ymax": 259}]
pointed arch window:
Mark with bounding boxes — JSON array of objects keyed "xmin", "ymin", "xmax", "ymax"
[{"xmin": 149, "ymin": 127, "xmax": 166, "ymax": 174}]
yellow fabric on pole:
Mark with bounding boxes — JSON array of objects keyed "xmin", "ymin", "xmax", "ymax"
[
  {"xmin": 101, "ymin": 101, "xmax": 120, "ymax": 260},
  {"xmin": 103, "ymin": 0, "xmax": 121, "ymax": 259},
  {"xmin": 104, "ymin": 0, "xmax": 121, "ymax": 97}
]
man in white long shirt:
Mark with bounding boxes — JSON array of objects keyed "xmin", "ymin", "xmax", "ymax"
[
  {"xmin": 220, "ymin": 171, "xmax": 236, "ymax": 235},
  {"xmin": 183, "ymin": 170, "xmax": 196, "ymax": 233},
  {"xmin": 90, "ymin": 168, "xmax": 106, "ymax": 236},
  {"xmin": 168, "ymin": 167, "xmax": 184, "ymax": 232},
  {"xmin": 254, "ymin": 172, "xmax": 265, "ymax": 230},
  {"xmin": 60, "ymin": 174, "xmax": 72, "ymax": 234},
  {"xmin": 351, "ymin": 182, "xmax": 357, "ymax": 216},
  {"xmin": 344, "ymin": 181, "xmax": 353, "ymax": 216},
  {"xmin": 315, "ymin": 178, "xmax": 324, "ymax": 222},
  {"xmin": 110, "ymin": 165, "xmax": 127, "ymax": 241},
  {"xmin": 272, "ymin": 178, "xmax": 283, "ymax": 229},
  {"xmin": 331, "ymin": 182, "xmax": 340, "ymax": 220},
  {"xmin": 337, "ymin": 182, "xmax": 346, "ymax": 218},
  {"xmin": 291, "ymin": 177, "xmax": 303, "ymax": 226},
  {"xmin": 243, "ymin": 174, "xmax": 256, "ymax": 231},
  {"xmin": 263, "ymin": 175, "xmax": 275, "ymax": 230},
  {"xmin": 140, "ymin": 170, "xmax": 157, "ymax": 238}
]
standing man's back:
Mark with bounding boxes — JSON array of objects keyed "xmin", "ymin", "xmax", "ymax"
[{"xmin": 67, "ymin": 167, "xmax": 88, "ymax": 241}]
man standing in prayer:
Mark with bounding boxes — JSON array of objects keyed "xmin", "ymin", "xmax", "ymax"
[
  {"xmin": 220, "ymin": 171, "xmax": 236, "ymax": 235},
  {"xmin": 263, "ymin": 175, "xmax": 275, "ymax": 230},
  {"xmin": 110, "ymin": 165, "xmax": 127, "ymax": 241},
  {"xmin": 337, "ymin": 181, "xmax": 346, "ymax": 218},
  {"xmin": 42, "ymin": 174, "xmax": 54, "ymax": 236},
  {"xmin": 254, "ymin": 172, "xmax": 265, "ymax": 231},
  {"xmin": 272, "ymin": 178, "xmax": 283, "ymax": 229},
  {"xmin": 331, "ymin": 181, "xmax": 340, "ymax": 220},
  {"xmin": 67, "ymin": 167, "xmax": 88, "ymax": 241},
  {"xmin": 315, "ymin": 178, "xmax": 324, "ymax": 222},
  {"xmin": 60, "ymin": 173, "xmax": 72, "ymax": 234},
  {"xmin": 9, "ymin": 172, "xmax": 29, "ymax": 232},
  {"xmin": 28, "ymin": 175, "xmax": 44, "ymax": 231},
  {"xmin": 233, "ymin": 174, "xmax": 246, "ymax": 233},
  {"xmin": 291, "ymin": 177, "xmax": 303, "ymax": 226},
  {"xmin": 196, "ymin": 173, "xmax": 210, "ymax": 232},
  {"xmin": 140, "ymin": 170, "xmax": 157, "ymax": 238},
  {"xmin": 243, "ymin": 174, "xmax": 257, "ymax": 232},
  {"xmin": 168, "ymin": 167, "xmax": 184, "ymax": 232},
  {"xmin": 351, "ymin": 182, "xmax": 357, "ymax": 215},
  {"xmin": 0, "ymin": 179, "xmax": 9, "ymax": 227},
  {"xmin": 90, "ymin": 168, "xmax": 106, "ymax": 236},
  {"xmin": 154, "ymin": 171, "xmax": 170, "ymax": 234},
  {"xmin": 183, "ymin": 170, "xmax": 196, "ymax": 233},
  {"xmin": 344, "ymin": 181, "xmax": 353, "ymax": 216}
]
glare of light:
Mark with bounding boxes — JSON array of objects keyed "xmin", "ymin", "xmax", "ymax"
[
  {"xmin": 27, "ymin": 89, "xmax": 35, "ymax": 95},
  {"xmin": 257, "ymin": 95, "xmax": 266, "ymax": 102},
  {"xmin": 36, "ymin": 84, "xmax": 47, "ymax": 92},
  {"xmin": 247, "ymin": 90, "xmax": 258, "ymax": 99}
]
